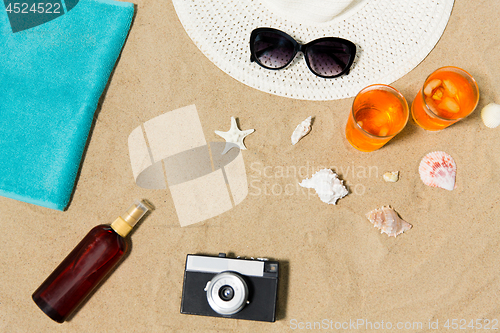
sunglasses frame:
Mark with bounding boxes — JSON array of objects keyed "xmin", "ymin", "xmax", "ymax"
[{"xmin": 250, "ymin": 27, "xmax": 356, "ymax": 79}]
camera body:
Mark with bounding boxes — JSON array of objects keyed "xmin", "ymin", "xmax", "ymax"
[{"xmin": 180, "ymin": 253, "xmax": 279, "ymax": 322}]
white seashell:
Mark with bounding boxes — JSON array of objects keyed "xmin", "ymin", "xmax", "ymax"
[
  {"xmin": 481, "ymin": 103, "xmax": 500, "ymax": 128},
  {"xmin": 365, "ymin": 206, "xmax": 412, "ymax": 238},
  {"xmin": 299, "ymin": 168, "xmax": 348, "ymax": 205},
  {"xmin": 291, "ymin": 116, "xmax": 312, "ymax": 145},
  {"xmin": 419, "ymin": 151, "xmax": 456, "ymax": 191},
  {"xmin": 383, "ymin": 171, "xmax": 399, "ymax": 183}
]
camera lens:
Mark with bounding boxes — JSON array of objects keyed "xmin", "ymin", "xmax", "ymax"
[
  {"xmin": 206, "ymin": 272, "xmax": 248, "ymax": 315},
  {"xmin": 218, "ymin": 285, "xmax": 234, "ymax": 301}
]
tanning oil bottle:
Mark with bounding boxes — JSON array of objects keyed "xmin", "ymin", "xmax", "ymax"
[{"xmin": 32, "ymin": 200, "xmax": 149, "ymax": 323}]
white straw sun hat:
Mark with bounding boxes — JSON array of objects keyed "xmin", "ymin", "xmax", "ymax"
[{"xmin": 172, "ymin": 0, "xmax": 455, "ymax": 101}]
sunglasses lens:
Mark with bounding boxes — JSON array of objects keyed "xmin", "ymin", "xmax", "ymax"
[
  {"xmin": 306, "ymin": 40, "xmax": 353, "ymax": 77},
  {"xmin": 252, "ymin": 31, "xmax": 296, "ymax": 69}
]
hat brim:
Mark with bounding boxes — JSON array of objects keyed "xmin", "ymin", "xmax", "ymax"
[{"xmin": 172, "ymin": 0, "xmax": 455, "ymax": 101}]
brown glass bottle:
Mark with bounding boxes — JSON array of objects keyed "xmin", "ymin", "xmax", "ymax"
[{"xmin": 32, "ymin": 201, "xmax": 148, "ymax": 323}]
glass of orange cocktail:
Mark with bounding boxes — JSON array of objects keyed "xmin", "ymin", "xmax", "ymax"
[
  {"xmin": 411, "ymin": 66, "xmax": 479, "ymax": 131},
  {"xmin": 345, "ymin": 84, "xmax": 409, "ymax": 152}
]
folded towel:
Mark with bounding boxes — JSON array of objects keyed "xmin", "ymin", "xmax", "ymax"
[{"xmin": 0, "ymin": 0, "xmax": 134, "ymax": 210}]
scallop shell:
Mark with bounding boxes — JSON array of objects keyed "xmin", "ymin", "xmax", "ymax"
[
  {"xmin": 291, "ymin": 116, "xmax": 312, "ymax": 145},
  {"xmin": 481, "ymin": 103, "xmax": 500, "ymax": 129},
  {"xmin": 419, "ymin": 151, "xmax": 456, "ymax": 191},
  {"xmin": 365, "ymin": 206, "xmax": 412, "ymax": 238}
]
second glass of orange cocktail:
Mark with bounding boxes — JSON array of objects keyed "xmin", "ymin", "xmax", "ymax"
[
  {"xmin": 411, "ymin": 66, "xmax": 479, "ymax": 131},
  {"xmin": 345, "ymin": 84, "xmax": 409, "ymax": 152}
]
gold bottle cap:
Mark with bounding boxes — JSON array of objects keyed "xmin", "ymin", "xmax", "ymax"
[{"xmin": 111, "ymin": 200, "xmax": 149, "ymax": 237}]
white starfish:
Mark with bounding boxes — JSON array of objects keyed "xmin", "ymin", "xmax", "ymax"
[{"xmin": 215, "ymin": 117, "xmax": 254, "ymax": 154}]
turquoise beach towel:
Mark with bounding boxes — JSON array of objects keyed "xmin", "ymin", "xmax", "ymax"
[{"xmin": 0, "ymin": 0, "xmax": 134, "ymax": 210}]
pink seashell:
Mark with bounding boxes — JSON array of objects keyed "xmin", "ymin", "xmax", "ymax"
[
  {"xmin": 365, "ymin": 206, "xmax": 412, "ymax": 238},
  {"xmin": 419, "ymin": 151, "xmax": 456, "ymax": 191}
]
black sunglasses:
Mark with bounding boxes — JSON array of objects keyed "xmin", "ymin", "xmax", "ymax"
[{"xmin": 250, "ymin": 27, "xmax": 356, "ymax": 79}]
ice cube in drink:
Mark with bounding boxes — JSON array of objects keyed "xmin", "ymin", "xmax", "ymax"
[{"xmin": 412, "ymin": 67, "xmax": 479, "ymax": 131}]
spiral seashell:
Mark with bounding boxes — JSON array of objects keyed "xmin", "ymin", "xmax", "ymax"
[
  {"xmin": 365, "ymin": 206, "xmax": 412, "ymax": 238},
  {"xmin": 291, "ymin": 116, "xmax": 312, "ymax": 145},
  {"xmin": 299, "ymin": 168, "xmax": 348, "ymax": 205}
]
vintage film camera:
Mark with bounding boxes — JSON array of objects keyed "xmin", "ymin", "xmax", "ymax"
[{"xmin": 180, "ymin": 253, "xmax": 279, "ymax": 322}]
